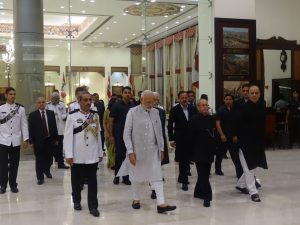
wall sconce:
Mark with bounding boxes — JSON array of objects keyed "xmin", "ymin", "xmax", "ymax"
[{"xmin": 280, "ymin": 50, "xmax": 287, "ymax": 72}]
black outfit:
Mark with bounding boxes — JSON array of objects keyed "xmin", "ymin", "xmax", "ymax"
[
  {"xmin": 29, "ymin": 110, "xmax": 58, "ymax": 181},
  {"xmin": 287, "ymin": 100, "xmax": 300, "ymax": 147},
  {"xmin": 0, "ymin": 144, "xmax": 20, "ymax": 190},
  {"xmin": 216, "ymin": 105, "xmax": 243, "ymax": 178},
  {"xmin": 54, "ymin": 135, "xmax": 65, "ymax": 167},
  {"xmin": 94, "ymin": 101, "xmax": 105, "ymax": 150},
  {"xmin": 71, "ymin": 163, "xmax": 98, "ymax": 210},
  {"xmin": 189, "ymin": 113, "xmax": 216, "ymax": 202},
  {"xmin": 110, "ymin": 100, "xmax": 134, "ymax": 179},
  {"xmin": 237, "ymin": 101, "xmax": 268, "ymax": 170},
  {"xmin": 168, "ymin": 104, "xmax": 197, "ymax": 185},
  {"xmin": 155, "ymin": 107, "xmax": 169, "ymax": 165}
]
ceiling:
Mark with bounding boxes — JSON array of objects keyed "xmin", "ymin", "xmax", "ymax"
[{"xmin": 0, "ymin": 0, "xmax": 198, "ymax": 48}]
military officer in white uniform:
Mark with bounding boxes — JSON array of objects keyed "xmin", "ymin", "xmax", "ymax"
[
  {"xmin": 123, "ymin": 90, "xmax": 176, "ymax": 214},
  {"xmin": 0, "ymin": 87, "xmax": 29, "ymax": 194},
  {"xmin": 64, "ymin": 91, "xmax": 103, "ymax": 217},
  {"xmin": 46, "ymin": 92, "xmax": 69, "ymax": 169},
  {"xmin": 68, "ymin": 86, "xmax": 96, "ymax": 112}
]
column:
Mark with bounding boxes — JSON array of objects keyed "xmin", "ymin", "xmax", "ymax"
[{"xmin": 13, "ymin": 0, "xmax": 44, "ymax": 112}]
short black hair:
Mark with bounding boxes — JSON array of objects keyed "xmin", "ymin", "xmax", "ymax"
[
  {"xmin": 122, "ymin": 86, "xmax": 131, "ymax": 93},
  {"xmin": 200, "ymin": 94, "xmax": 208, "ymax": 100},
  {"xmin": 224, "ymin": 93, "xmax": 234, "ymax": 100},
  {"xmin": 92, "ymin": 93, "xmax": 99, "ymax": 96},
  {"xmin": 5, "ymin": 87, "xmax": 16, "ymax": 94},
  {"xmin": 187, "ymin": 90, "xmax": 195, "ymax": 95},
  {"xmin": 241, "ymin": 83, "xmax": 250, "ymax": 89},
  {"xmin": 177, "ymin": 91, "xmax": 187, "ymax": 98},
  {"xmin": 52, "ymin": 89, "xmax": 59, "ymax": 93},
  {"xmin": 75, "ymin": 86, "xmax": 88, "ymax": 95}
]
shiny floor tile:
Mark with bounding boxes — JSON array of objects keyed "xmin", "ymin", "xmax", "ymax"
[{"xmin": 0, "ymin": 149, "xmax": 300, "ymax": 225}]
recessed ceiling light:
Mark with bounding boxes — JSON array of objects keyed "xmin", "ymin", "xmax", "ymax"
[
  {"xmin": 81, "ymin": 10, "xmax": 86, "ymax": 13},
  {"xmin": 0, "ymin": 6, "xmax": 3, "ymax": 9},
  {"xmin": 176, "ymin": 21, "xmax": 179, "ymax": 24},
  {"xmin": 180, "ymin": 8, "xmax": 184, "ymax": 11},
  {"xmin": 123, "ymin": 13, "xmax": 127, "ymax": 16},
  {"xmin": 181, "ymin": 5, "xmax": 186, "ymax": 8},
  {"xmin": 117, "ymin": 42, "xmax": 121, "ymax": 44},
  {"xmin": 56, "ymin": 45, "xmax": 59, "ymax": 47},
  {"xmin": 81, "ymin": 0, "xmax": 86, "ymax": 2},
  {"xmin": 60, "ymin": 6, "xmax": 65, "ymax": 9},
  {"xmin": 106, "ymin": 27, "xmax": 110, "ymax": 30},
  {"xmin": 113, "ymin": 21, "xmax": 117, "ymax": 24},
  {"xmin": 99, "ymin": 32, "xmax": 103, "ymax": 35},
  {"xmin": 90, "ymin": 0, "xmax": 95, "ymax": 2},
  {"xmin": 124, "ymin": 38, "xmax": 128, "ymax": 41},
  {"xmin": 132, "ymin": 33, "xmax": 136, "ymax": 36},
  {"xmin": 155, "ymin": 31, "xmax": 159, "ymax": 34},
  {"xmin": 1, "ymin": 12, "xmax": 5, "ymax": 15},
  {"xmin": 141, "ymin": 28, "xmax": 145, "ymax": 31},
  {"xmin": 70, "ymin": 5, "xmax": 73, "ymax": 8},
  {"xmin": 135, "ymin": 2, "xmax": 140, "ymax": 5},
  {"xmin": 164, "ymin": 15, "xmax": 168, "ymax": 18},
  {"xmin": 0, "ymin": 2, "xmax": 3, "ymax": 5},
  {"xmin": 150, "ymin": 0, "xmax": 156, "ymax": 2},
  {"xmin": 151, "ymin": 22, "xmax": 155, "ymax": 25},
  {"xmin": 187, "ymin": 16, "xmax": 191, "ymax": 18},
  {"xmin": 165, "ymin": 26, "xmax": 168, "ymax": 29},
  {"xmin": 138, "ymin": 40, "xmax": 141, "ymax": 42}
]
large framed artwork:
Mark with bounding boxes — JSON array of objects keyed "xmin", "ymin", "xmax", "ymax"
[{"xmin": 215, "ymin": 18, "xmax": 256, "ymax": 108}]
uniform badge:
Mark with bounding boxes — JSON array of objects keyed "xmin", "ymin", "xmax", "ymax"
[{"xmin": 76, "ymin": 118, "xmax": 83, "ymax": 123}]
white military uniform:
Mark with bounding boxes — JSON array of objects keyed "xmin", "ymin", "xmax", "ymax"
[
  {"xmin": 69, "ymin": 101, "xmax": 97, "ymax": 112},
  {"xmin": 46, "ymin": 101, "xmax": 67, "ymax": 135},
  {"xmin": 0, "ymin": 102, "xmax": 29, "ymax": 146},
  {"xmin": 63, "ymin": 109, "xmax": 103, "ymax": 164}
]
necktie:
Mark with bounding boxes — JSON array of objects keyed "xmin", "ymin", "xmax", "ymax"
[{"xmin": 42, "ymin": 111, "xmax": 49, "ymax": 138}]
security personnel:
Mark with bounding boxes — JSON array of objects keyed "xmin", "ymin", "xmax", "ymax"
[
  {"xmin": 0, "ymin": 87, "xmax": 29, "ymax": 194},
  {"xmin": 64, "ymin": 91, "xmax": 103, "ymax": 217},
  {"xmin": 47, "ymin": 92, "xmax": 69, "ymax": 169}
]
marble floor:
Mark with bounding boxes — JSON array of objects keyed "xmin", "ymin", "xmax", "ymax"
[{"xmin": 0, "ymin": 149, "xmax": 300, "ymax": 225}]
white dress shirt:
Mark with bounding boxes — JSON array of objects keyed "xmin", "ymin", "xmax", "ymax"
[
  {"xmin": 0, "ymin": 102, "xmax": 29, "ymax": 147},
  {"xmin": 63, "ymin": 109, "xmax": 103, "ymax": 164},
  {"xmin": 181, "ymin": 104, "xmax": 189, "ymax": 120},
  {"xmin": 46, "ymin": 102, "xmax": 67, "ymax": 135}
]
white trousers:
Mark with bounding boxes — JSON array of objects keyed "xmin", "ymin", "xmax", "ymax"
[
  {"xmin": 236, "ymin": 149, "xmax": 258, "ymax": 196},
  {"xmin": 132, "ymin": 180, "xmax": 165, "ymax": 205}
]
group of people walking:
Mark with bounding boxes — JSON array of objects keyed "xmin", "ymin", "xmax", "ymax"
[{"xmin": 0, "ymin": 83, "xmax": 268, "ymax": 217}]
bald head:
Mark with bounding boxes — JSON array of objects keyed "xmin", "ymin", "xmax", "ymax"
[
  {"xmin": 197, "ymin": 99, "xmax": 209, "ymax": 115},
  {"xmin": 36, "ymin": 97, "xmax": 46, "ymax": 110},
  {"xmin": 248, "ymin": 85, "xmax": 261, "ymax": 103}
]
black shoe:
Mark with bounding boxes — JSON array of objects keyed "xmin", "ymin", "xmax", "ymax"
[
  {"xmin": 45, "ymin": 173, "xmax": 52, "ymax": 179},
  {"xmin": 151, "ymin": 190, "xmax": 157, "ymax": 199},
  {"xmin": 122, "ymin": 179, "xmax": 132, "ymax": 185},
  {"xmin": 74, "ymin": 203, "xmax": 82, "ymax": 210},
  {"xmin": 187, "ymin": 171, "xmax": 192, "ymax": 176},
  {"xmin": 215, "ymin": 170, "xmax": 224, "ymax": 176},
  {"xmin": 255, "ymin": 179, "xmax": 262, "ymax": 189},
  {"xmin": 235, "ymin": 186, "xmax": 249, "ymax": 194},
  {"xmin": 203, "ymin": 200, "xmax": 210, "ymax": 207},
  {"xmin": 0, "ymin": 187, "xmax": 6, "ymax": 194},
  {"xmin": 113, "ymin": 177, "xmax": 119, "ymax": 185},
  {"xmin": 194, "ymin": 194, "xmax": 203, "ymax": 199},
  {"xmin": 58, "ymin": 164, "xmax": 69, "ymax": 169},
  {"xmin": 89, "ymin": 208, "xmax": 100, "ymax": 217},
  {"xmin": 37, "ymin": 179, "xmax": 44, "ymax": 185},
  {"xmin": 182, "ymin": 183, "xmax": 188, "ymax": 191},
  {"xmin": 157, "ymin": 205, "xmax": 176, "ymax": 214},
  {"xmin": 132, "ymin": 201, "xmax": 141, "ymax": 209},
  {"xmin": 251, "ymin": 194, "xmax": 261, "ymax": 202},
  {"xmin": 11, "ymin": 187, "xmax": 19, "ymax": 193},
  {"xmin": 178, "ymin": 179, "xmax": 190, "ymax": 184}
]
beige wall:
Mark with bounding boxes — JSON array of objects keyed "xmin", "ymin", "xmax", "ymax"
[{"xmin": 214, "ymin": 0, "xmax": 255, "ymax": 19}]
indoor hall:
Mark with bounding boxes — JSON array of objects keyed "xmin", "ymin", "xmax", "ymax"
[{"xmin": 0, "ymin": 150, "xmax": 299, "ymax": 225}]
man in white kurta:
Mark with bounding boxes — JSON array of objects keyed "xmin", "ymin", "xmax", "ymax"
[{"xmin": 123, "ymin": 90, "xmax": 176, "ymax": 214}]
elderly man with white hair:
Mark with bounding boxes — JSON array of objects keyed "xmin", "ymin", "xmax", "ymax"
[
  {"xmin": 46, "ymin": 92, "xmax": 69, "ymax": 169},
  {"xmin": 123, "ymin": 90, "xmax": 176, "ymax": 214}
]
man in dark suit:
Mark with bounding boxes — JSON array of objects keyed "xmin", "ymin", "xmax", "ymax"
[
  {"xmin": 29, "ymin": 97, "xmax": 58, "ymax": 185},
  {"xmin": 168, "ymin": 91, "xmax": 197, "ymax": 191}
]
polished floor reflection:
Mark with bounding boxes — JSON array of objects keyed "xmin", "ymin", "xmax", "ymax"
[{"xmin": 0, "ymin": 150, "xmax": 300, "ymax": 225}]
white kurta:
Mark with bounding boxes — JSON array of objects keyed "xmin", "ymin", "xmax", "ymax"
[{"xmin": 122, "ymin": 105, "xmax": 163, "ymax": 182}]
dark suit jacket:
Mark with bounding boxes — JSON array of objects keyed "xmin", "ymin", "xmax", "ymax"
[
  {"xmin": 167, "ymin": 104, "xmax": 197, "ymax": 159},
  {"xmin": 28, "ymin": 109, "xmax": 58, "ymax": 153},
  {"xmin": 156, "ymin": 107, "xmax": 169, "ymax": 165}
]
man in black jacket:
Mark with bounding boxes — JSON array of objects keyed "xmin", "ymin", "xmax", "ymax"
[
  {"xmin": 168, "ymin": 91, "xmax": 197, "ymax": 191},
  {"xmin": 29, "ymin": 97, "xmax": 58, "ymax": 185}
]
